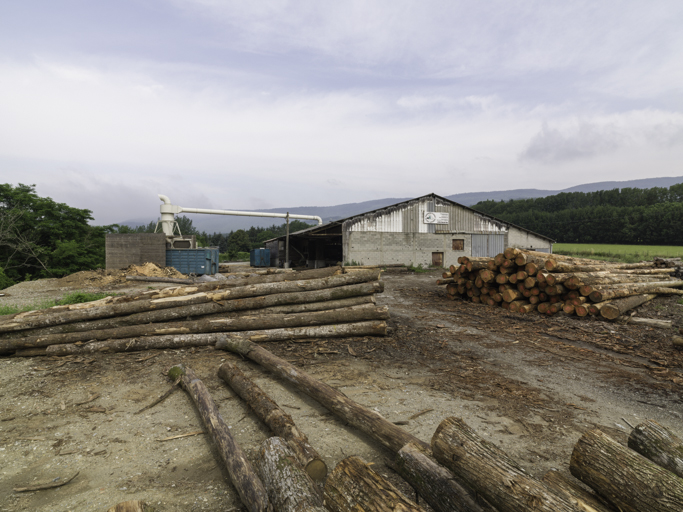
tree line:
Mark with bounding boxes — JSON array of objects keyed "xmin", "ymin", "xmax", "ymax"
[
  {"xmin": 0, "ymin": 183, "xmax": 313, "ymax": 288},
  {"xmin": 471, "ymin": 184, "xmax": 683, "ymax": 244}
]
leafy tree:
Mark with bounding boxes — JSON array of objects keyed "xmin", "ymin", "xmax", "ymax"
[{"xmin": 0, "ymin": 183, "xmax": 107, "ymax": 284}]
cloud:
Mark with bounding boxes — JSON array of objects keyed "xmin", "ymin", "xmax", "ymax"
[{"xmin": 520, "ymin": 121, "xmax": 625, "ymax": 163}]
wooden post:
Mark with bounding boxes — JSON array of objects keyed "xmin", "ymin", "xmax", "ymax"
[
  {"xmin": 167, "ymin": 365, "xmax": 272, "ymax": 512},
  {"xmin": 218, "ymin": 361, "xmax": 327, "ymax": 481}
]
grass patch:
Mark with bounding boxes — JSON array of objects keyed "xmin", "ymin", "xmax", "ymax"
[
  {"xmin": 553, "ymin": 243, "xmax": 683, "ymax": 264},
  {"xmin": 407, "ymin": 263, "xmax": 431, "ymax": 273},
  {"xmin": 0, "ymin": 291, "xmax": 115, "ymax": 316}
]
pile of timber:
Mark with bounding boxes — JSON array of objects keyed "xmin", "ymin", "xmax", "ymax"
[
  {"xmin": 157, "ymin": 339, "xmax": 683, "ymax": 512},
  {"xmin": 439, "ymin": 248, "xmax": 683, "ymax": 323},
  {"xmin": 0, "ymin": 266, "xmax": 389, "ymax": 357}
]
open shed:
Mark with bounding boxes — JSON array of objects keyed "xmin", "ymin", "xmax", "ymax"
[{"xmin": 265, "ymin": 193, "xmax": 554, "ymax": 268}]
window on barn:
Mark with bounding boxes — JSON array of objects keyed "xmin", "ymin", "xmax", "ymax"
[{"xmin": 452, "ymin": 239, "xmax": 464, "ymax": 251}]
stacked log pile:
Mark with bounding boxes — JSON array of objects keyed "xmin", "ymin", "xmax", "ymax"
[
  {"xmin": 0, "ymin": 266, "xmax": 389, "ymax": 357},
  {"xmin": 439, "ymin": 248, "xmax": 683, "ymax": 322}
]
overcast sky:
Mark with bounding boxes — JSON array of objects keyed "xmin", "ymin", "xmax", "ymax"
[{"xmin": 1, "ymin": 1, "xmax": 682, "ymax": 225}]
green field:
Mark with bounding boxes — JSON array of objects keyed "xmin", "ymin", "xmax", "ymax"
[{"xmin": 553, "ymin": 243, "xmax": 683, "ymax": 263}]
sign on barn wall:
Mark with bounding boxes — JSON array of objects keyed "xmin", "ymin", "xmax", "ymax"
[{"xmin": 423, "ymin": 212, "xmax": 449, "ymax": 224}]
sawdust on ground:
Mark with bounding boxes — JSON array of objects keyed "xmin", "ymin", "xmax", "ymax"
[{"xmin": 57, "ymin": 263, "xmax": 186, "ymax": 289}]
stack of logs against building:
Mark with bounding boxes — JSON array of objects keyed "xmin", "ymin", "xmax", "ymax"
[
  {"xmin": 438, "ymin": 247, "xmax": 683, "ymax": 323},
  {"xmin": 2, "ymin": 264, "xmax": 683, "ymax": 511}
]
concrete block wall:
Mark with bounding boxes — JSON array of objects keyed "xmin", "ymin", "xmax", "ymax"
[
  {"xmin": 106, "ymin": 233, "xmax": 167, "ymax": 270},
  {"xmin": 507, "ymin": 228, "xmax": 553, "ymax": 252},
  {"xmin": 345, "ymin": 232, "xmax": 471, "ymax": 268}
]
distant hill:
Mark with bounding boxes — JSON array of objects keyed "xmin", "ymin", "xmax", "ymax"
[{"xmin": 119, "ymin": 175, "xmax": 683, "ymax": 233}]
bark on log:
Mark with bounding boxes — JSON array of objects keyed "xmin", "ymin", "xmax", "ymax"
[
  {"xmin": 168, "ymin": 365, "xmax": 272, "ymax": 512},
  {"xmin": 44, "ymin": 320, "xmax": 387, "ymax": 356},
  {"xmin": 589, "ymin": 281, "xmax": 683, "ymax": 302},
  {"xmin": 217, "ymin": 339, "xmax": 428, "ymax": 454},
  {"xmin": 323, "ymin": 456, "xmax": 426, "ymax": 512},
  {"xmin": 200, "ymin": 295, "xmax": 376, "ymax": 320},
  {"xmin": 256, "ymin": 437, "xmax": 326, "ymax": 512},
  {"xmin": 394, "ymin": 442, "xmax": 494, "ymax": 512},
  {"xmin": 125, "ymin": 275, "xmax": 197, "ymax": 284},
  {"xmin": 432, "ymin": 417, "xmax": 581, "ymax": 512},
  {"xmin": 615, "ymin": 317, "xmax": 672, "ymax": 329},
  {"xmin": 0, "ymin": 269, "xmax": 378, "ymax": 333},
  {"xmin": 218, "ymin": 361, "xmax": 326, "ymax": 481},
  {"xmin": 3, "ymin": 299, "xmax": 388, "ymax": 350},
  {"xmin": 541, "ymin": 469, "xmax": 612, "ymax": 512},
  {"xmin": 546, "ymin": 261, "xmax": 657, "ymax": 273},
  {"xmin": 0, "ymin": 282, "xmax": 383, "ymax": 342},
  {"xmin": 628, "ymin": 420, "xmax": 683, "ymax": 479},
  {"xmin": 570, "ymin": 428, "xmax": 683, "ymax": 512},
  {"xmin": 546, "ymin": 272, "xmax": 668, "ymax": 287},
  {"xmin": 600, "ymin": 294, "xmax": 656, "ymax": 320}
]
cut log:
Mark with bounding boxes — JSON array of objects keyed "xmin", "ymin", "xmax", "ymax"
[
  {"xmin": 589, "ymin": 280, "xmax": 683, "ymax": 302},
  {"xmin": 394, "ymin": 442, "xmax": 494, "ymax": 512},
  {"xmin": 323, "ymin": 456, "xmax": 426, "ymax": 512},
  {"xmin": 168, "ymin": 365, "xmax": 271, "ymax": 512},
  {"xmin": 43, "ymin": 319, "xmax": 385, "ymax": 356},
  {"xmin": 0, "ymin": 269, "xmax": 379, "ymax": 333},
  {"xmin": 628, "ymin": 420, "xmax": 683, "ymax": 479},
  {"xmin": 570, "ymin": 428, "xmax": 683, "ymax": 512},
  {"xmin": 126, "ymin": 275, "xmax": 196, "ymax": 284},
  {"xmin": 541, "ymin": 469, "xmax": 612, "ymax": 512},
  {"xmin": 432, "ymin": 417, "xmax": 582, "ymax": 512},
  {"xmin": 256, "ymin": 437, "xmax": 325, "ymax": 512},
  {"xmin": 615, "ymin": 317, "xmax": 672, "ymax": 329},
  {"xmin": 217, "ymin": 361, "xmax": 327, "ymax": 481},
  {"xmin": 546, "ymin": 261, "xmax": 657, "ymax": 273},
  {"xmin": 0, "ymin": 282, "xmax": 382, "ymax": 342},
  {"xmin": 217, "ymin": 339, "xmax": 428, "ymax": 453},
  {"xmin": 600, "ymin": 294, "xmax": 656, "ymax": 320},
  {"xmin": 107, "ymin": 501, "xmax": 154, "ymax": 512},
  {"xmin": 5, "ymin": 303, "xmax": 389, "ymax": 350},
  {"xmin": 673, "ymin": 336, "xmax": 683, "ymax": 348}
]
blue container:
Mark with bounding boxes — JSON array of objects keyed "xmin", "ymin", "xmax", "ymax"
[
  {"xmin": 250, "ymin": 248, "xmax": 271, "ymax": 267},
  {"xmin": 166, "ymin": 248, "xmax": 219, "ymax": 275}
]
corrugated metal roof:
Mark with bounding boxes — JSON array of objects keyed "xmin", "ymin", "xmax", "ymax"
[{"xmin": 265, "ymin": 193, "xmax": 555, "ymax": 243}]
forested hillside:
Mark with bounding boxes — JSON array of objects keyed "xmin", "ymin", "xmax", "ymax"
[{"xmin": 472, "ymin": 185, "xmax": 683, "ymax": 244}]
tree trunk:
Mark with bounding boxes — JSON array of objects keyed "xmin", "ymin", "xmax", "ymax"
[
  {"xmin": 0, "ymin": 269, "xmax": 379, "ymax": 334},
  {"xmin": 570, "ymin": 428, "xmax": 683, "ymax": 512},
  {"xmin": 588, "ymin": 281, "xmax": 683, "ymax": 302},
  {"xmin": 541, "ymin": 469, "xmax": 612, "ymax": 512},
  {"xmin": 0, "ymin": 282, "xmax": 383, "ymax": 342},
  {"xmin": 323, "ymin": 456, "xmax": 426, "ymax": 512},
  {"xmin": 46, "ymin": 332, "xmax": 224, "ymax": 355},
  {"xmin": 600, "ymin": 294, "xmax": 656, "ymax": 320},
  {"xmin": 217, "ymin": 339, "xmax": 428, "ymax": 454},
  {"xmin": 218, "ymin": 361, "xmax": 327, "ymax": 481},
  {"xmin": 256, "ymin": 437, "xmax": 326, "ymax": 512},
  {"xmin": 168, "ymin": 365, "xmax": 272, "ymax": 512},
  {"xmin": 4, "ymin": 303, "xmax": 389, "ymax": 350},
  {"xmin": 216, "ymin": 320, "xmax": 387, "ymax": 346},
  {"xmin": 431, "ymin": 417, "xmax": 581, "ymax": 512},
  {"xmin": 628, "ymin": 420, "xmax": 683, "ymax": 479},
  {"xmin": 394, "ymin": 442, "xmax": 494, "ymax": 512}
]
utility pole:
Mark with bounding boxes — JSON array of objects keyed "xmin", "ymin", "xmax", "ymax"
[{"xmin": 285, "ymin": 212, "xmax": 290, "ymax": 269}]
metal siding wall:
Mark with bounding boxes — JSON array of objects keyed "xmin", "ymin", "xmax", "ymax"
[{"xmin": 472, "ymin": 234, "xmax": 506, "ymax": 257}]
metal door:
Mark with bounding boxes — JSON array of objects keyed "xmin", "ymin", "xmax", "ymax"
[
  {"xmin": 432, "ymin": 252, "xmax": 444, "ymax": 267},
  {"xmin": 471, "ymin": 234, "xmax": 505, "ymax": 257}
]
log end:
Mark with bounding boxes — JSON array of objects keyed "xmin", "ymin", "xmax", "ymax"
[
  {"xmin": 167, "ymin": 364, "xmax": 186, "ymax": 381},
  {"xmin": 305, "ymin": 458, "xmax": 328, "ymax": 482},
  {"xmin": 215, "ymin": 336, "xmax": 253, "ymax": 355}
]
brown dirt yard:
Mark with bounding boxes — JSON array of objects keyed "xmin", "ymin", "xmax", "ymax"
[{"xmin": 0, "ymin": 268, "xmax": 682, "ymax": 511}]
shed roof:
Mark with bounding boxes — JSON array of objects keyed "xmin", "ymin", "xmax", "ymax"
[{"xmin": 266, "ymin": 193, "xmax": 555, "ymax": 243}]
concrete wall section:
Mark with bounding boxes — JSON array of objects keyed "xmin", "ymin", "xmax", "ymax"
[
  {"xmin": 345, "ymin": 232, "xmax": 472, "ymax": 267},
  {"xmin": 105, "ymin": 234, "xmax": 167, "ymax": 270},
  {"xmin": 507, "ymin": 228, "xmax": 553, "ymax": 252}
]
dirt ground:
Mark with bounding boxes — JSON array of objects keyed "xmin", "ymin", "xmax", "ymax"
[{"xmin": 0, "ymin": 268, "xmax": 682, "ymax": 511}]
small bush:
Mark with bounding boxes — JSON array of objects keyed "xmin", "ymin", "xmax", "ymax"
[{"xmin": 407, "ymin": 263, "xmax": 430, "ymax": 273}]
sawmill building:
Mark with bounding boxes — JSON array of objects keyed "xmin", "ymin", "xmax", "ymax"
[{"xmin": 265, "ymin": 193, "xmax": 553, "ymax": 268}]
